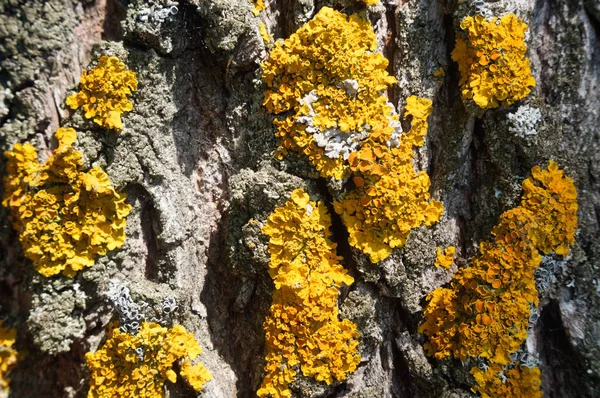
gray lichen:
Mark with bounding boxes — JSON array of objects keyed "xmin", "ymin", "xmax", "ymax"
[
  {"xmin": 226, "ymin": 164, "xmax": 306, "ymax": 275},
  {"xmin": 27, "ymin": 277, "xmax": 87, "ymax": 355}
]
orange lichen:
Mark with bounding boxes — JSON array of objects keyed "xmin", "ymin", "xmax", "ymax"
[
  {"xmin": 86, "ymin": 322, "xmax": 211, "ymax": 397},
  {"xmin": 435, "ymin": 246, "xmax": 455, "ymax": 269},
  {"xmin": 451, "ymin": 14, "xmax": 535, "ymax": 109},
  {"xmin": 419, "ymin": 161, "xmax": 577, "ymax": 396},
  {"xmin": 433, "ymin": 67, "xmax": 446, "ymax": 78},
  {"xmin": 258, "ymin": 189, "xmax": 360, "ymax": 398},
  {"xmin": 2, "ymin": 128, "xmax": 131, "ymax": 277},
  {"xmin": 471, "ymin": 364, "xmax": 543, "ymax": 398},
  {"xmin": 334, "ymin": 97, "xmax": 444, "ymax": 263},
  {"xmin": 261, "ymin": 7, "xmax": 397, "ymax": 180},
  {"xmin": 0, "ymin": 322, "xmax": 18, "ymax": 394},
  {"xmin": 66, "ymin": 55, "xmax": 137, "ymax": 130}
]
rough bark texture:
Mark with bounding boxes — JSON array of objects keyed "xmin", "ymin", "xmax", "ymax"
[{"xmin": 0, "ymin": 0, "xmax": 598, "ymax": 397}]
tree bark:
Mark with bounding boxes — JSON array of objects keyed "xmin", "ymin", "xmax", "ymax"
[{"xmin": 0, "ymin": 0, "xmax": 598, "ymax": 397}]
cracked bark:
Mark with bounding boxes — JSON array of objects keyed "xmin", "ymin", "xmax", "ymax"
[{"xmin": 0, "ymin": 0, "xmax": 599, "ymax": 397}]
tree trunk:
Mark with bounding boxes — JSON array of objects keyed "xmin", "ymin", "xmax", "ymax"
[{"xmin": 0, "ymin": 0, "xmax": 598, "ymax": 397}]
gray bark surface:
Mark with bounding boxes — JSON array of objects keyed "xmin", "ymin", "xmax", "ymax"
[{"xmin": 0, "ymin": 0, "xmax": 598, "ymax": 397}]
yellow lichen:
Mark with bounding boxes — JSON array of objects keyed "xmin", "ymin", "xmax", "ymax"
[
  {"xmin": 262, "ymin": 8, "xmax": 442, "ymax": 263},
  {"xmin": 2, "ymin": 127, "xmax": 132, "ymax": 277},
  {"xmin": 259, "ymin": 22, "xmax": 273, "ymax": 46},
  {"xmin": 334, "ymin": 97, "xmax": 444, "ymax": 263},
  {"xmin": 0, "ymin": 321, "xmax": 18, "ymax": 394},
  {"xmin": 250, "ymin": 0, "xmax": 266, "ymax": 16},
  {"xmin": 86, "ymin": 322, "xmax": 211, "ymax": 397},
  {"xmin": 452, "ymin": 14, "xmax": 535, "ymax": 109},
  {"xmin": 261, "ymin": 7, "xmax": 397, "ymax": 180},
  {"xmin": 471, "ymin": 364, "xmax": 543, "ymax": 398},
  {"xmin": 434, "ymin": 246, "xmax": 455, "ymax": 269},
  {"xmin": 258, "ymin": 189, "xmax": 360, "ymax": 398},
  {"xmin": 180, "ymin": 360, "xmax": 213, "ymax": 391},
  {"xmin": 419, "ymin": 161, "xmax": 577, "ymax": 396},
  {"xmin": 66, "ymin": 55, "xmax": 138, "ymax": 130}
]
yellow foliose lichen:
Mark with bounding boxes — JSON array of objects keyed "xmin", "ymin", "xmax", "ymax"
[
  {"xmin": 261, "ymin": 7, "xmax": 397, "ymax": 180},
  {"xmin": 452, "ymin": 14, "xmax": 536, "ymax": 109},
  {"xmin": 259, "ymin": 22, "xmax": 274, "ymax": 46},
  {"xmin": 257, "ymin": 189, "xmax": 360, "ymax": 398},
  {"xmin": 66, "ymin": 55, "xmax": 137, "ymax": 130},
  {"xmin": 334, "ymin": 96, "xmax": 444, "ymax": 263},
  {"xmin": 262, "ymin": 8, "xmax": 443, "ymax": 264},
  {"xmin": 435, "ymin": 246, "xmax": 455, "ymax": 269},
  {"xmin": 2, "ymin": 127, "xmax": 132, "ymax": 277},
  {"xmin": 419, "ymin": 161, "xmax": 577, "ymax": 396},
  {"xmin": 471, "ymin": 364, "xmax": 543, "ymax": 398},
  {"xmin": 0, "ymin": 321, "xmax": 18, "ymax": 394},
  {"xmin": 86, "ymin": 322, "xmax": 211, "ymax": 398},
  {"xmin": 250, "ymin": 0, "xmax": 266, "ymax": 16}
]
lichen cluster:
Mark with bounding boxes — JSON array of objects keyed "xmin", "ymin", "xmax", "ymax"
[
  {"xmin": 258, "ymin": 189, "xmax": 360, "ymax": 398},
  {"xmin": 434, "ymin": 246, "xmax": 455, "ymax": 269},
  {"xmin": 262, "ymin": 8, "xmax": 443, "ymax": 263},
  {"xmin": 261, "ymin": 7, "xmax": 398, "ymax": 180},
  {"xmin": 0, "ymin": 322, "xmax": 18, "ymax": 394},
  {"xmin": 2, "ymin": 127, "xmax": 131, "ymax": 277},
  {"xmin": 66, "ymin": 55, "xmax": 138, "ymax": 130},
  {"xmin": 471, "ymin": 363, "xmax": 543, "ymax": 398},
  {"xmin": 334, "ymin": 96, "xmax": 444, "ymax": 263},
  {"xmin": 250, "ymin": 0, "xmax": 266, "ymax": 16},
  {"xmin": 508, "ymin": 105, "xmax": 542, "ymax": 138},
  {"xmin": 86, "ymin": 322, "xmax": 211, "ymax": 397},
  {"xmin": 259, "ymin": 22, "xmax": 273, "ymax": 46},
  {"xmin": 452, "ymin": 14, "xmax": 535, "ymax": 109},
  {"xmin": 419, "ymin": 161, "xmax": 578, "ymax": 396}
]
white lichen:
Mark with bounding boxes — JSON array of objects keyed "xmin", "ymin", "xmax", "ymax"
[
  {"xmin": 299, "ymin": 90, "xmax": 319, "ymax": 109},
  {"xmin": 295, "ymin": 91, "xmax": 405, "ymax": 159},
  {"xmin": 314, "ymin": 128, "xmax": 369, "ymax": 159},
  {"xmin": 306, "ymin": 203, "xmax": 313, "ymax": 216},
  {"xmin": 468, "ymin": 0, "xmax": 493, "ymax": 19},
  {"xmin": 337, "ymin": 79, "xmax": 359, "ymax": 96},
  {"xmin": 385, "ymin": 102, "xmax": 403, "ymax": 148},
  {"xmin": 107, "ymin": 281, "xmax": 147, "ymax": 334},
  {"xmin": 136, "ymin": 1, "xmax": 178, "ymax": 27},
  {"xmin": 296, "ymin": 91, "xmax": 369, "ymax": 160},
  {"xmin": 507, "ymin": 105, "xmax": 542, "ymax": 138},
  {"xmin": 107, "ymin": 281, "xmax": 180, "ymax": 333},
  {"xmin": 161, "ymin": 296, "xmax": 178, "ymax": 315}
]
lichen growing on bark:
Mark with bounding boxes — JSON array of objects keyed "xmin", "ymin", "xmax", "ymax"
[
  {"xmin": 66, "ymin": 55, "xmax": 138, "ymax": 130},
  {"xmin": 334, "ymin": 96, "xmax": 444, "ymax": 263},
  {"xmin": 2, "ymin": 127, "xmax": 132, "ymax": 277},
  {"xmin": 452, "ymin": 14, "xmax": 536, "ymax": 109},
  {"xmin": 0, "ymin": 0, "xmax": 599, "ymax": 397},
  {"xmin": 471, "ymin": 363, "xmax": 543, "ymax": 398},
  {"xmin": 419, "ymin": 161, "xmax": 578, "ymax": 396},
  {"xmin": 262, "ymin": 7, "xmax": 443, "ymax": 264},
  {"xmin": 0, "ymin": 322, "xmax": 18, "ymax": 395},
  {"xmin": 258, "ymin": 189, "xmax": 360, "ymax": 398},
  {"xmin": 86, "ymin": 322, "xmax": 211, "ymax": 397},
  {"xmin": 261, "ymin": 6, "xmax": 397, "ymax": 180},
  {"xmin": 434, "ymin": 246, "xmax": 455, "ymax": 269}
]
